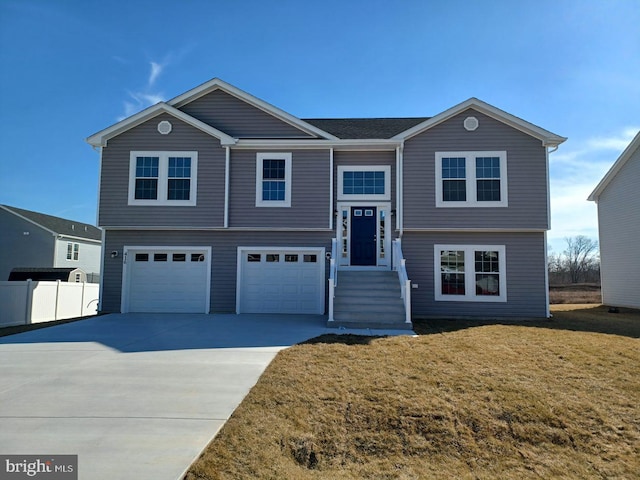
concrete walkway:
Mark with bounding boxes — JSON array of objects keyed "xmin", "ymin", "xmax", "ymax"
[{"xmin": 0, "ymin": 313, "xmax": 413, "ymax": 480}]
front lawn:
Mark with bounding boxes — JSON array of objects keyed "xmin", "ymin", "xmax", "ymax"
[{"xmin": 185, "ymin": 305, "xmax": 640, "ymax": 479}]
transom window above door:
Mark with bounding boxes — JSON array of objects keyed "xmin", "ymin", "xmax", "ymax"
[
  {"xmin": 256, "ymin": 153, "xmax": 292, "ymax": 207},
  {"xmin": 338, "ymin": 165, "xmax": 390, "ymax": 200},
  {"xmin": 128, "ymin": 151, "xmax": 197, "ymax": 206}
]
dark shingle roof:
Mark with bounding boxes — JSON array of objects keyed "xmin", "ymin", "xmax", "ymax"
[
  {"xmin": 303, "ymin": 117, "xmax": 431, "ymax": 139},
  {"xmin": 2, "ymin": 205, "xmax": 102, "ymax": 241},
  {"xmin": 8, "ymin": 268, "xmax": 82, "ymax": 282}
]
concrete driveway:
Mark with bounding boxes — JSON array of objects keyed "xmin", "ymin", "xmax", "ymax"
[{"xmin": 0, "ymin": 313, "xmax": 412, "ymax": 480}]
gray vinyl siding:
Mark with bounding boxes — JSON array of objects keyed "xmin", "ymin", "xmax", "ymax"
[
  {"xmin": 179, "ymin": 89, "xmax": 315, "ymax": 138},
  {"xmin": 0, "ymin": 210, "xmax": 54, "ymax": 280},
  {"xmin": 101, "ymin": 229, "xmax": 332, "ymax": 313},
  {"xmin": 596, "ymin": 147, "xmax": 640, "ymax": 309},
  {"xmin": 229, "ymin": 149, "xmax": 331, "ymax": 228},
  {"xmin": 403, "ymin": 109, "xmax": 549, "ymax": 230},
  {"xmin": 333, "ymin": 150, "xmax": 397, "ymax": 210},
  {"xmin": 402, "ymin": 231, "xmax": 547, "ymax": 317},
  {"xmin": 99, "ymin": 113, "xmax": 226, "ymax": 228}
]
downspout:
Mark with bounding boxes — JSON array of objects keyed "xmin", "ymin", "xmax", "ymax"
[
  {"xmin": 95, "ymin": 145, "xmax": 105, "ymax": 312},
  {"xmin": 224, "ymin": 146, "xmax": 230, "ymax": 228},
  {"xmin": 543, "ymin": 142, "xmax": 557, "ymax": 318},
  {"xmin": 329, "ymin": 148, "xmax": 334, "ymax": 230},
  {"xmin": 396, "ymin": 143, "xmax": 404, "ymax": 237}
]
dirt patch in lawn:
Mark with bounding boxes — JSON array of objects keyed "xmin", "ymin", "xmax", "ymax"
[{"xmin": 185, "ymin": 305, "xmax": 640, "ymax": 479}]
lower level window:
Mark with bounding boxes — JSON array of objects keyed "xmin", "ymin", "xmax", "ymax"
[{"xmin": 435, "ymin": 244, "xmax": 506, "ymax": 302}]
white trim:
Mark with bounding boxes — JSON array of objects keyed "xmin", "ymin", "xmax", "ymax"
[
  {"xmin": 544, "ymin": 232, "xmax": 550, "ymax": 317},
  {"xmin": 392, "ymin": 97, "xmax": 566, "ymax": 147},
  {"xmin": 396, "ymin": 144, "xmax": 403, "ymax": 232},
  {"xmin": 235, "ymin": 246, "xmax": 326, "ymax": 314},
  {"xmin": 588, "ymin": 130, "xmax": 640, "ymax": 202},
  {"xmin": 168, "ymin": 77, "xmax": 339, "ymax": 140},
  {"xmin": 86, "ymin": 102, "xmax": 236, "ymax": 147},
  {"xmin": 337, "ymin": 165, "xmax": 391, "ymax": 201},
  {"xmin": 329, "ymin": 148, "xmax": 334, "ymax": 230},
  {"xmin": 98, "ymin": 225, "xmax": 332, "ymax": 231},
  {"xmin": 233, "ymin": 139, "xmax": 400, "ymax": 149},
  {"xmin": 98, "ymin": 228, "xmax": 106, "ymax": 312},
  {"xmin": 402, "ymin": 228, "xmax": 547, "ymax": 232},
  {"xmin": 255, "ymin": 152, "xmax": 292, "ymax": 207},
  {"xmin": 434, "ymin": 244, "xmax": 507, "ymax": 303},
  {"xmin": 435, "ymin": 151, "xmax": 508, "ymax": 208},
  {"xmin": 336, "ymin": 202, "xmax": 392, "ymax": 270},
  {"xmin": 224, "ymin": 146, "xmax": 230, "ymax": 228},
  {"xmin": 121, "ymin": 245, "xmax": 212, "ymax": 314},
  {"xmin": 128, "ymin": 151, "xmax": 198, "ymax": 206}
]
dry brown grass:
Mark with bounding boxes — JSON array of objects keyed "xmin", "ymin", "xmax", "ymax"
[
  {"xmin": 549, "ymin": 284, "xmax": 601, "ymax": 304},
  {"xmin": 185, "ymin": 305, "xmax": 640, "ymax": 480}
]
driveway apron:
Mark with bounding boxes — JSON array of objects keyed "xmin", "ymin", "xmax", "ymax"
[{"xmin": 0, "ymin": 313, "xmax": 412, "ymax": 479}]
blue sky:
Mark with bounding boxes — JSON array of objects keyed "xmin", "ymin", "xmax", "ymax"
[{"xmin": 1, "ymin": 0, "xmax": 638, "ymax": 253}]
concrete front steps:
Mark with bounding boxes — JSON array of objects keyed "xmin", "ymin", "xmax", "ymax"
[{"xmin": 328, "ymin": 271, "xmax": 413, "ymax": 330}]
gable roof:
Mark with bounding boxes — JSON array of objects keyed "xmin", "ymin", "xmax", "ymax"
[
  {"xmin": 588, "ymin": 130, "xmax": 640, "ymax": 202},
  {"xmin": 303, "ymin": 117, "xmax": 430, "ymax": 139},
  {"xmin": 0, "ymin": 205, "xmax": 102, "ymax": 241},
  {"xmin": 86, "ymin": 102, "xmax": 237, "ymax": 147},
  {"xmin": 391, "ymin": 97, "xmax": 567, "ymax": 146},
  {"xmin": 168, "ymin": 78, "xmax": 339, "ymax": 141}
]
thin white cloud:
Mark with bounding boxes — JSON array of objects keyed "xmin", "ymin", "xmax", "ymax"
[
  {"xmin": 149, "ymin": 61, "xmax": 163, "ymax": 86},
  {"xmin": 547, "ymin": 126, "xmax": 638, "ymax": 252},
  {"xmin": 117, "ymin": 61, "xmax": 168, "ymax": 121}
]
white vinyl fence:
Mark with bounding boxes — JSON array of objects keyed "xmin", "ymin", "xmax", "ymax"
[{"xmin": 0, "ymin": 280, "xmax": 99, "ymax": 328}]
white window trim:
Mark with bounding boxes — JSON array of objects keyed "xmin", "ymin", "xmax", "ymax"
[
  {"xmin": 67, "ymin": 242, "xmax": 79, "ymax": 261},
  {"xmin": 255, "ymin": 152, "xmax": 292, "ymax": 207},
  {"xmin": 434, "ymin": 244, "xmax": 507, "ymax": 302},
  {"xmin": 337, "ymin": 165, "xmax": 391, "ymax": 201},
  {"xmin": 128, "ymin": 151, "xmax": 198, "ymax": 206},
  {"xmin": 435, "ymin": 151, "xmax": 508, "ymax": 208}
]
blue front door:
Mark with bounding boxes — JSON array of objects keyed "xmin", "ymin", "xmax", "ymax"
[{"xmin": 351, "ymin": 207, "xmax": 377, "ymax": 266}]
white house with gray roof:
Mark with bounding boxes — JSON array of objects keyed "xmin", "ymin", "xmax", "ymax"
[
  {"xmin": 588, "ymin": 131, "xmax": 640, "ymax": 310},
  {"xmin": 0, "ymin": 205, "xmax": 102, "ymax": 282}
]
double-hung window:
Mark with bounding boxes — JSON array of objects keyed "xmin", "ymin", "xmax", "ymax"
[
  {"xmin": 129, "ymin": 151, "xmax": 197, "ymax": 206},
  {"xmin": 434, "ymin": 244, "xmax": 507, "ymax": 302},
  {"xmin": 67, "ymin": 242, "xmax": 79, "ymax": 261},
  {"xmin": 256, "ymin": 153, "xmax": 292, "ymax": 207},
  {"xmin": 435, "ymin": 151, "xmax": 507, "ymax": 207}
]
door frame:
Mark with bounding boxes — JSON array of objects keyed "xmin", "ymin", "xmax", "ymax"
[{"xmin": 336, "ymin": 202, "xmax": 391, "ymax": 270}]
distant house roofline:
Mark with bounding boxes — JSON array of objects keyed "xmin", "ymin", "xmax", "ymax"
[
  {"xmin": 0, "ymin": 205, "xmax": 102, "ymax": 242},
  {"xmin": 588, "ymin": 130, "xmax": 640, "ymax": 202}
]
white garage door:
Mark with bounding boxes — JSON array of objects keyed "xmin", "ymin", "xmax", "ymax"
[
  {"xmin": 238, "ymin": 248, "xmax": 325, "ymax": 314},
  {"xmin": 124, "ymin": 247, "xmax": 211, "ymax": 313}
]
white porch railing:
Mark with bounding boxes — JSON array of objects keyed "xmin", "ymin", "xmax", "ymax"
[
  {"xmin": 392, "ymin": 239, "xmax": 412, "ymax": 324},
  {"xmin": 328, "ymin": 238, "xmax": 338, "ymax": 322}
]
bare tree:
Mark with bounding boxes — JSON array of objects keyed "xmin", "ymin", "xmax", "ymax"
[{"xmin": 563, "ymin": 235, "xmax": 598, "ymax": 283}]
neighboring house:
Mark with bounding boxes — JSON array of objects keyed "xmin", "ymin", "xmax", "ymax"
[
  {"xmin": 0, "ymin": 205, "xmax": 102, "ymax": 282},
  {"xmin": 86, "ymin": 78, "xmax": 565, "ymax": 323},
  {"xmin": 588, "ymin": 131, "xmax": 640, "ymax": 309}
]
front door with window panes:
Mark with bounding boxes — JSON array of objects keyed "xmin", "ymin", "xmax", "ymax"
[
  {"xmin": 337, "ymin": 203, "xmax": 391, "ymax": 269},
  {"xmin": 350, "ymin": 207, "xmax": 377, "ymax": 266}
]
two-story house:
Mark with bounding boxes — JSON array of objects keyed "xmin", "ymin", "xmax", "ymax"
[
  {"xmin": 87, "ymin": 78, "xmax": 565, "ymax": 326},
  {"xmin": 0, "ymin": 205, "xmax": 102, "ymax": 282}
]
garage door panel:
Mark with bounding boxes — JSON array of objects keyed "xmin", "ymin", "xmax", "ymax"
[
  {"xmin": 239, "ymin": 248, "xmax": 324, "ymax": 314},
  {"xmin": 125, "ymin": 248, "xmax": 210, "ymax": 314}
]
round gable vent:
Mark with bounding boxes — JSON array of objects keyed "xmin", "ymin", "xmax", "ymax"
[
  {"xmin": 464, "ymin": 116, "xmax": 479, "ymax": 131},
  {"xmin": 157, "ymin": 120, "xmax": 172, "ymax": 135}
]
